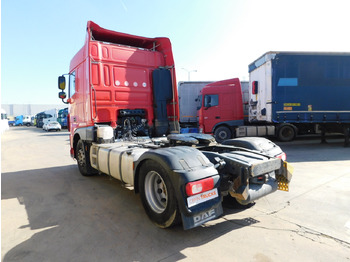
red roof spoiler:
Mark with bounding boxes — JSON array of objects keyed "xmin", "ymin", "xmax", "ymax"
[{"xmin": 87, "ymin": 21, "xmax": 157, "ymax": 49}]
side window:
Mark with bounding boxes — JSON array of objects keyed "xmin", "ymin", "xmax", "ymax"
[
  {"xmin": 196, "ymin": 95, "xmax": 202, "ymax": 110},
  {"xmin": 69, "ymin": 71, "xmax": 76, "ymax": 98},
  {"xmin": 204, "ymin": 94, "xmax": 219, "ymax": 107}
]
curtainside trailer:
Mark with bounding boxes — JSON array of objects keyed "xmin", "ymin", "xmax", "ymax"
[{"xmin": 248, "ymin": 52, "xmax": 350, "ymax": 142}]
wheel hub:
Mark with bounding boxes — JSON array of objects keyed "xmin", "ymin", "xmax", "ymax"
[
  {"xmin": 144, "ymin": 171, "xmax": 168, "ymax": 213},
  {"xmin": 77, "ymin": 148, "xmax": 85, "ymax": 167}
]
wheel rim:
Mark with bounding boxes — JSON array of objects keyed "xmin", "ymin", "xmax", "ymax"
[
  {"xmin": 144, "ymin": 171, "xmax": 167, "ymax": 214},
  {"xmin": 216, "ymin": 128, "xmax": 230, "ymax": 141},
  {"xmin": 77, "ymin": 146, "xmax": 86, "ymax": 168},
  {"xmin": 218, "ymin": 130, "xmax": 228, "ymax": 140},
  {"xmin": 281, "ymin": 127, "xmax": 294, "ymax": 140}
]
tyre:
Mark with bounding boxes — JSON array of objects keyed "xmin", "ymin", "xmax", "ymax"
[
  {"xmin": 214, "ymin": 126, "xmax": 232, "ymax": 143},
  {"xmin": 138, "ymin": 160, "xmax": 180, "ymax": 228},
  {"xmin": 222, "ymin": 194, "xmax": 255, "ymax": 209},
  {"xmin": 76, "ymin": 140, "xmax": 97, "ymax": 176},
  {"xmin": 277, "ymin": 124, "xmax": 296, "ymax": 142}
]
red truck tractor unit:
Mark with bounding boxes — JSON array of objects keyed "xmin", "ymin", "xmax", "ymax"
[
  {"xmin": 58, "ymin": 22, "xmax": 292, "ymax": 230},
  {"xmin": 198, "ymin": 78, "xmax": 244, "ymax": 142}
]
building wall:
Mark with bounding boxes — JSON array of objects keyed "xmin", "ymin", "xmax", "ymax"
[{"xmin": 1, "ymin": 104, "xmax": 67, "ymax": 117}]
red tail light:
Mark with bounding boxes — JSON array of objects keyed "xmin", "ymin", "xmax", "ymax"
[
  {"xmin": 276, "ymin": 152, "xmax": 287, "ymax": 161},
  {"xmin": 186, "ymin": 177, "xmax": 214, "ymax": 196},
  {"xmin": 252, "ymin": 81, "xmax": 258, "ymax": 94}
]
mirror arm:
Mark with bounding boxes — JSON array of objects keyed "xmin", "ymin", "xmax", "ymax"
[{"xmin": 61, "ymin": 98, "xmax": 69, "ymax": 104}]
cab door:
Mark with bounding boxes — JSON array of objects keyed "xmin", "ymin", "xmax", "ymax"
[{"xmin": 202, "ymin": 94, "xmax": 220, "ymax": 133}]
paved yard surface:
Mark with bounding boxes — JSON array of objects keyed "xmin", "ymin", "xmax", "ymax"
[{"xmin": 2, "ymin": 127, "xmax": 350, "ymax": 261}]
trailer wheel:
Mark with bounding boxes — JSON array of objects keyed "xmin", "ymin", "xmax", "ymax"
[
  {"xmin": 76, "ymin": 140, "xmax": 97, "ymax": 176},
  {"xmin": 214, "ymin": 126, "xmax": 232, "ymax": 143},
  {"xmin": 139, "ymin": 160, "xmax": 180, "ymax": 228},
  {"xmin": 277, "ymin": 124, "xmax": 296, "ymax": 142}
]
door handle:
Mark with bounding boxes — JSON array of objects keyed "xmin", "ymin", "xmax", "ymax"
[{"xmin": 215, "ymin": 116, "xmax": 220, "ymax": 119}]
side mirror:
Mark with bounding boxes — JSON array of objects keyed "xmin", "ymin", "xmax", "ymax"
[
  {"xmin": 58, "ymin": 75, "xmax": 69, "ymax": 104},
  {"xmin": 58, "ymin": 76, "xmax": 66, "ymax": 90},
  {"xmin": 204, "ymin": 103, "xmax": 211, "ymax": 109},
  {"xmin": 58, "ymin": 91, "xmax": 69, "ymax": 104},
  {"xmin": 59, "ymin": 91, "xmax": 67, "ymax": 99}
]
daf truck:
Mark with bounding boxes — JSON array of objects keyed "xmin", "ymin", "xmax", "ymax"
[{"xmin": 58, "ymin": 21, "xmax": 292, "ymax": 230}]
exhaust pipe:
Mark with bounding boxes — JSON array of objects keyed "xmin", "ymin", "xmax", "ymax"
[{"xmin": 232, "ymin": 177, "xmax": 278, "ymax": 205}]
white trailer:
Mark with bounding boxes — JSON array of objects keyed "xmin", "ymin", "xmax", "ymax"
[{"xmin": 178, "ymin": 81, "xmax": 212, "ymax": 125}]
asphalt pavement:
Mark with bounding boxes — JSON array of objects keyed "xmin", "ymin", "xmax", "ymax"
[{"xmin": 1, "ymin": 127, "xmax": 350, "ymax": 261}]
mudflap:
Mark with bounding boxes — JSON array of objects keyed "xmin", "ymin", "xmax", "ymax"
[{"xmin": 181, "ymin": 203, "xmax": 223, "ymax": 230}]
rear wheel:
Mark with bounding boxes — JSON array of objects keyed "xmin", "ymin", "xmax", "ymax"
[
  {"xmin": 277, "ymin": 124, "xmax": 296, "ymax": 142},
  {"xmin": 214, "ymin": 126, "xmax": 232, "ymax": 143},
  {"xmin": 76, "ymin": 140, "xmax": 97, "ymax": 176},
  {"xmin": 139, "ymin": 160, "xmax": 180, "ymax": 228}
]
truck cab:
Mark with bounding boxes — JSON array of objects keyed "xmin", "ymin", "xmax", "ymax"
[
  {"xmin": 198, "ymin": 78, "xmax": 244, "ymax": 142},
  {"xmin": 59, "ymin": 21, "xmax": 180, "ymax": 156},
  {"xmin": 15, "ymin": 115, "xmax": 24, "ymax": 126},
  {"xmin": 23, "ymin": 115, "xmax": 32, "ymax": 126}
]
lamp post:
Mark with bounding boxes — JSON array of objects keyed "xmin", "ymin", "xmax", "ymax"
[{"xmin": 182, "ymin": 68, "xmax": 197, "ymax": 81}]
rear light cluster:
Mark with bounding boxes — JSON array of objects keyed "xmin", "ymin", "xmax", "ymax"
[
  {"xmin": 186, "ymin": 177, "xmax": 214, "ymax": 196},
  {"xmin": 252, "ymin": 81, "xmax": 259, "ymax": 94},
  {"xmin": 276, "ymin": 152, "xmax": 287, "ymax": 161}
]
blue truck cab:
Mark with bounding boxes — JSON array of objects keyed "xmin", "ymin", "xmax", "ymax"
[
  {"xmin": 15, "ymin": 115, "xmax": 24, "ymax": 126},
  {"xmin": 57, "ymin": 108, "xmax": 68, "ymax": 128}
]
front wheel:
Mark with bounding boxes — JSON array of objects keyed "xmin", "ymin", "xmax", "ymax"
[
  {"xmin": 76, "ymin": 140, "xmax": 97, "ymax": 176},
  {"xmin": 214, "ymin": 126, "xmax": 232, "ymax": 143},
  {"xmin": 138, "ymin": 160, "xmax": 180, "ymax": 228}
]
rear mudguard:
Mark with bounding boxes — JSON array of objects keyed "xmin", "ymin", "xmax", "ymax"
[{"xmin": 134, "ymin": 146, "xmax": 223, "ymax": 229}]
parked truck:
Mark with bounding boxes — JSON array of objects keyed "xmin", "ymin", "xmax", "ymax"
[
  {"xmin": 178, "ymin": 81, "xmax": 249, "ymax": 127},
  {"xmin": 57, "ymin": 108, "xmax": 68, "ymax": 128},
  {"xmin": 14, "ymin": 115, "xmax": 31, "ymax": 126},
  {"xmin": 35, "ymin": 109, "xmax": 58, "ymax": 128},
  {"xmin": 197, "ymin": 52, "xmax": 350, "ymax": 144},
  {"xmin": 7, "ymin": 116, "xmax": 15, "ymax": 127},
  {"xmin": 58, "ymin": 21, "xmax": 292, "ymax": 230}
]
